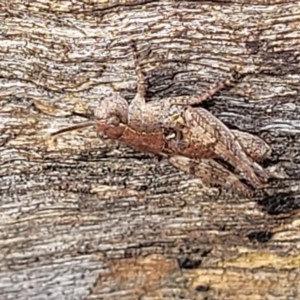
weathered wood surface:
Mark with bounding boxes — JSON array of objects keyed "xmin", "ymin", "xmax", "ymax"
[{"xmin": 1, "ymin": 1, "xmax": 300, "ymax": 299}]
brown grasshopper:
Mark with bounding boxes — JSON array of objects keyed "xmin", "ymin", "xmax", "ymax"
[{"xmin": 52, "ymin": 45, "xmax": 270, "ymax": 196}]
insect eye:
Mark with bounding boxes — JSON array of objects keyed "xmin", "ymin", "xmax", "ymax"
[{"xmin": 107, "ymin": 116, "xmax": 121, "ymax": 125}]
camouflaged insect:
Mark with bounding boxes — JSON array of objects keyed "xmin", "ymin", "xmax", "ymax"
[{"xmin": 53, "ymin": 44, "xmax": 270, "ymax": 196}]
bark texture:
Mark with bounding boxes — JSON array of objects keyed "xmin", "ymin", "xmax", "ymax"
[{"xmin": 1, "ymin": 1, "xmax": 300, "ymax": 299}]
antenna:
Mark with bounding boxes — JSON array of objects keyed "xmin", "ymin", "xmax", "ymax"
[{"xmin": 51, "ymin": 121, "xmax": 95, "ymax": 136}]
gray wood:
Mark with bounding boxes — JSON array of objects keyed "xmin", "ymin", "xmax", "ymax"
[{"xmin": 1, "ymin": 1, "xmax": 300, "ymax": 299}]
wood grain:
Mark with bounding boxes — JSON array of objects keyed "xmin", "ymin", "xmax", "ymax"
[{"xmin": 1, "ymin": 1, "xmax": 300, "ymax": 299}]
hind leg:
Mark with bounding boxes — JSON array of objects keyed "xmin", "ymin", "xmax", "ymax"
[
  {"xmin": 169, "ymin": 155, "xmax": 253, "ymax": 197},
  {"xmin": 165, "ymin": 106, "xmax": 269, "ymax": 189}
]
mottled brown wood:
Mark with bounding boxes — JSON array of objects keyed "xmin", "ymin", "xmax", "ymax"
[{"xmin": 1, "ymin": 1, "xmax": 300, "ymax": 299}]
